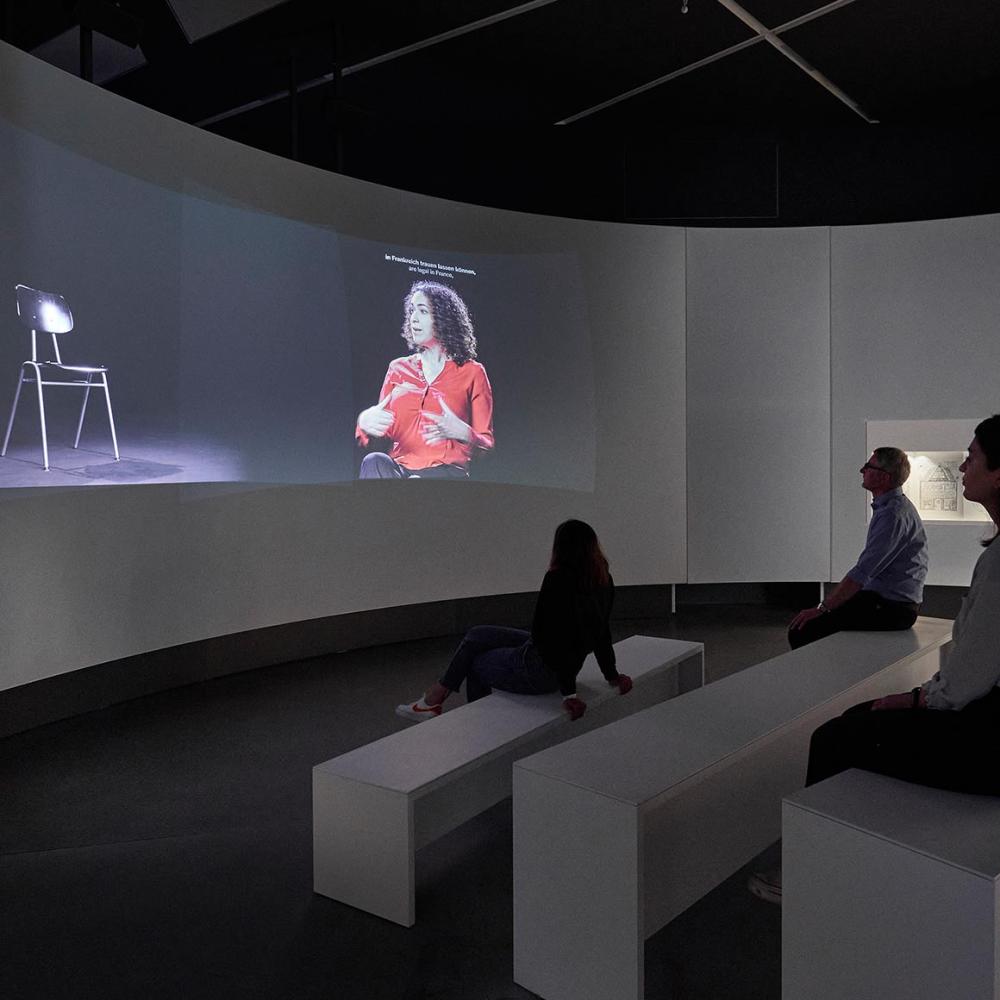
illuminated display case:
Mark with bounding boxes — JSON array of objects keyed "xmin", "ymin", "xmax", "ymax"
[
  {"xmin": 866, "ymin": 420, "xmax": 990, "ymax": 525},
  {"xmin": 902, "ymin": 449, "xmax": 989, "ymax": 523}
]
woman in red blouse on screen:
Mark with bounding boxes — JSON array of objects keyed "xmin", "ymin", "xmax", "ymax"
[{"xmin": 356, "ymin": 281, "xmax": 494, "ymax": 479}]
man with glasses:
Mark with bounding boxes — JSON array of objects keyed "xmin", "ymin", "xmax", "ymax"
[{"xmin": 788, "ymin": 447, "xmax": 928, "ymax": 649}]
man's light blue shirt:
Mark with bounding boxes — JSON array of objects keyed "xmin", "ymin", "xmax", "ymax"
[{"xmin": 846, "ymin": 487, "xmax": 928, "ymax": 603}]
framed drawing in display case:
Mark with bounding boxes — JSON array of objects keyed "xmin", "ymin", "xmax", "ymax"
[{"xmin": 901, "ymin": 450, "xmax": 984, "ymax": 522}]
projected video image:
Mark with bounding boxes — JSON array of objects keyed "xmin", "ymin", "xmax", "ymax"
[
  {"xmin": 0, "ymin": 118, "xmax": 354, "ymax": 488},
  {"xmin": 343, "ymin": 239, "xmax": 596, "ymax": 490},
  {"xmin": 355, "ymin": 276, "xmax": 494, "ymax": 479},
  {"xmin": 0, "ymin": 114, "xmax": 596, "ymax": 492}
]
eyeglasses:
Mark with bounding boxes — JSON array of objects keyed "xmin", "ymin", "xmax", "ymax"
[{"xmin": 860, "ymin": 463, "xmax": 886, "ymax": 474}]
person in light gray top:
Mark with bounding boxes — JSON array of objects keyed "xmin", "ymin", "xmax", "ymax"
[
  {"xmin": 789, "ymin": 446, "xmax": 929, "ymax": 649},
  {"xmin": 750, "ymin": 415, "xmax": 1000, "ymax": 906},
  {"xmin": 921, "ymin": 505, "xmax": 1000, "ymax": 710}
]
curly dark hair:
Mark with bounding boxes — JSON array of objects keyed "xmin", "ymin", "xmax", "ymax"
[{"xmin": 400, "ymin": 281, "xmax": 478, "ymax": 365}]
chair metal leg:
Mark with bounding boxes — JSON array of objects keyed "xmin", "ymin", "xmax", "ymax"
[
  {"xmin": 101, "ymin": 373, "xmax": 120, "ymax": 461},
  {"xmin": 74, "ymin": 375, "xmax": 93, "ymax": 449},
  {"xmin": 1, "ymin": 371, "xmax": 25, "ymax": 457},
  {"xmin": 5, "ymin": 364, "xmax": 119, "ymax": 470},
  {"xmin": 28, "ymin": 362, "xmax": 49, "ymax": 471}
]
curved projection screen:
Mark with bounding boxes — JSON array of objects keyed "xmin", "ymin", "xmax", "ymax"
[
  {"xmin": 0, "ymin": 46, "xmax": 688, "ymax": 696},
  {"xmin": 0, "ymin": 118, "xmax": 595, "ymax": 490}
]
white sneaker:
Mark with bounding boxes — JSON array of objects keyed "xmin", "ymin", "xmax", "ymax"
[
  {"xmin": 748, "ymin": 868, "xmax": 782, "ymax": 905},
  {"xmin": 395, "ymin": 698, "xmax": 442, "ymax": 722}
]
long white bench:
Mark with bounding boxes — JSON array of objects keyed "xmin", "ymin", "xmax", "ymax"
[
  {"xmin": 512, "ymin": 617, "xmax": 953, "ymax": 1000},
  {"xmin": 312, "ymin": 634, "xmax": 704, "ymax": 926},
  {"xmin": 783, "ymin": 769, "xmax": 1000, "ymax": 1000}
]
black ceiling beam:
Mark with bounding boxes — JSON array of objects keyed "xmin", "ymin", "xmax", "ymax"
[{"xmin": 74, "ymin": 0, "xmax": 142, "ymax": 48}]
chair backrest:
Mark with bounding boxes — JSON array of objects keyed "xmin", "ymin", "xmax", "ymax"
[{"xmin": 15, "ymin": 284, "xmax": 74, "ymax": 334}]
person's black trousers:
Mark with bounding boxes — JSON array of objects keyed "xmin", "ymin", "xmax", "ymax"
[
  {"xmin": 806, "ymin": 688, "xmax": 1000, "ymax": 795},
  {"xmin": 789, "ymin": 589, "xmax": 919, "ymax": 650}
]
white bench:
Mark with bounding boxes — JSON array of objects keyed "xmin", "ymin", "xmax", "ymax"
[
  {"xmin": 783, "ymin": 768, "xmax": 1000, "ymax": 1000},
  {"xmin": 512, "ymin": 617, "xmax": 953, "ymax": 1000},
  {"xmin": 312, "ymin": 634, "xmax": 704, "ymax": 926}
]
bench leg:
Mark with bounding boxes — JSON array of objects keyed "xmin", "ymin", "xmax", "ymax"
[
  {"xmin": 514, "ymin": 766, "xmax": 643, "ymax": 1000},
  {"xmin": 312, "ymin": 768, "xmax": 414, "ymax": 926},
  {"xmin": 782, "ymin": 794, "xmax": 998, "ymax": 1000}
]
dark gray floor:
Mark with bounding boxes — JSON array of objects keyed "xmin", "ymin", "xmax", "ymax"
[{"xmin": 0, "ymin": 606, "xmax": 871, "ymax": 999}]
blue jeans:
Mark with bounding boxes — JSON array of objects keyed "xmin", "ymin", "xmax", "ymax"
[{"xmin": 439, "ymin": 626, "xmax": 559, "ymax": 702}]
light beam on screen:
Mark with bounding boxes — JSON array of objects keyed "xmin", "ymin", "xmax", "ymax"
[{"xmin": 177, "ymin": 180, "xmax": 355, "ymax": 487}]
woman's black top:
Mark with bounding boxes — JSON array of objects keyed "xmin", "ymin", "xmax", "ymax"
[{"xmin": 530, "ymin": 568, "xmax": 617, "ymax": 697}]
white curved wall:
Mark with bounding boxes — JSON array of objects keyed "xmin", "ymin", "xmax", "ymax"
[
  {"xmin": 0, "ymin": 43, "xmax": 687, "ymax": 691},
  {"xmin": 831, "ymin": 217, "xmax": 1000, "ymax": 583},
  {"xmin": 686, "ymin": 227, "xmax": 831, "ymax": 583},
  {"xmin": 1, "ymin": 42, "xmax": 998, "ymax": 695}
]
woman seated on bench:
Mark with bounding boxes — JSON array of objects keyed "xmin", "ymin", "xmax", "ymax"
[
  {"xmin": 751, "ymin": 413, "xmax": 1000, "ymax": 905},
  {"xmin": 396, "ymin": 519, "xmax": 633, "ymax": 722}
]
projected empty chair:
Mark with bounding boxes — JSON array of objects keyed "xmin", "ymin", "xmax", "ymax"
[{"xmin": 2, "ymin": 284, "xmax": 120, "ymax": 471}]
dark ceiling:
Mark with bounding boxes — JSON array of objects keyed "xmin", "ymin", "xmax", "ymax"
[{"xmin": 4, "ymin": 0, "xmax": 1000, "ymax": 225}]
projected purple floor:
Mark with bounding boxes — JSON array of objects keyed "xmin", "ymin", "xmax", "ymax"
[{"xmin": 0, "ymin": 434, "xmax": 243, "ymax": 487}]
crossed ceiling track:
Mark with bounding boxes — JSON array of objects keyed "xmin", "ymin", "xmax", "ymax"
[{"xmin": 196, "ymin": 0, "xmax": 877, "ymax": 129}]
